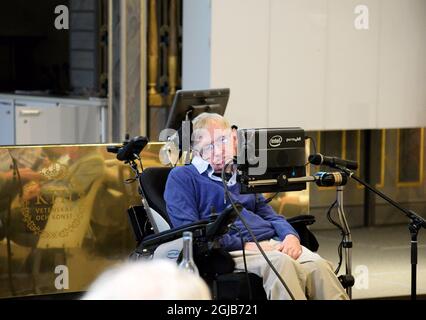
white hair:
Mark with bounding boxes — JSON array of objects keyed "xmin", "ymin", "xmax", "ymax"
[
  {"xmin": 191, "ymin": 113, "xmax": 231, "ymax": 151},
  {"xmin": 192, "ymin": 112, "xmax": 230, "ymax": 131},
  {"xmin": 82, "ymin": 260, "xmax": 211, "ymax": 300}
]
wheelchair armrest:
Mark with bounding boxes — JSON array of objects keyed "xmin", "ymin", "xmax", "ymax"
[
  {"xmin": 206, "ymin": 204, "xmax": 242, "ymax": 240},
  {"xmin": 139, "ymin": 220, "xmax": 209, "ymax": 249},
  {"xmin": 287, "ymin": 214, "xmax": 316, "ymax": 226}
]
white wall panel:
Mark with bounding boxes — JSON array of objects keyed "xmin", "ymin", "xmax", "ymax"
[
  {"xmin": 183, "ymin": 0, "xmax": 426, "ymax": 130},
  {"xmin": 268, "ymin": 0, "xmax": 327, "ymax": 130},
  {"xmin": 210, "ymin": 0, "xmax": 270, "ymax": 128},
  {"xmin": 325, "ymin": 0, "xmax": 379, "ymax": 130},
  {"xmin": 377, "ymin": 0, "xmax": 426, "ymax": 128}
]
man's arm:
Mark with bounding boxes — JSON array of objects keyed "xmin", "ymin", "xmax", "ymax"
[
  {"xmin": 254, "ymin": 194, "xmax": 299, "ymax": 240},
  {"xmin": 164, "ymin": 169, "xmax": 200, "ymax": 228},
  {"xmin": 219, "ymin": 233, "xmax": 246, "ymax": 252},
  {"xmin": 255, "ymin": 194, "xmax": 302, "ymax": 259},
  {"xmin": 164, "ymin": 169, "xmax": 244, "ymax": 251}
]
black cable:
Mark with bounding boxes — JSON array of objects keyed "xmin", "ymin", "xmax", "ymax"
[
  {"xmin": 336, "ymin": 241, "xmax": 343, "ymax": 274},
  {"xmin": 137, "ymin": 155, "xmax": 144, "ymax": 172},
  {"xmin": 8, "ymin": 152, "xmax": 23, "ymax": 196},
  {"xmin": 125, "ymin": 158, "xmax": 143, "ymax": 184},
  {"xmin": 326, "ymin": 200, "xmax": 344, "ymax": 274},
  {"xmin": 304, "ymin": 136, "xmax": 318, "ymax": 166},
  {"xmin": 143, "ymin": 219, "xmax": 151, "ymax": 236},
  {"xmin": 221, "ymin": 161, "xmax": 296, "ymax": 300},
  {"xmin": 173, "ymin": 149, "xmax": 180, "ymax": 167},
  {"xmin": 230, "ymin": 224, "xmax": 252, "ymax": 300},
  {"xmin": 263, "ymin": 192, "xmax": 279, "ymax": 204},
  {"xmin": 6, "ymin": 151, "xmax": 23, "ymax": 296}
]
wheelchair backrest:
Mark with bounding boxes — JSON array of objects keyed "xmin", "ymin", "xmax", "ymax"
[{"xmin": 139, "ymin": 167, "xmax": 173, "ymax": 225}]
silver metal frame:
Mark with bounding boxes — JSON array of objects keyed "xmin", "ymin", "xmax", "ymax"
[{"xmin": 336, "ymin": 185, "xmax": 353, "ymax": 299}]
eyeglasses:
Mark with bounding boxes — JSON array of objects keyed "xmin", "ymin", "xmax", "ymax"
[{"xmin": 197, "ymin": 136, "xmax": 229, "ymax": 158}]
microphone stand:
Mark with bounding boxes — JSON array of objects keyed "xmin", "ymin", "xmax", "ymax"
[
  {"xmin": 335, "ymin": 185, "xmax": 354, "ymax": 298},
  {"xmin": 246, "ymin": 173, "xmax": 355, "ymax": 298},
  {"xmin": 336, "ymin": 165, "xmax": 426, "ymax": 300}
]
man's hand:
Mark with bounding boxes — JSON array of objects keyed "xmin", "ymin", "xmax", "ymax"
[{"xmin": 276, "ymin": 234, "xmax": 302, "ymax": 260}]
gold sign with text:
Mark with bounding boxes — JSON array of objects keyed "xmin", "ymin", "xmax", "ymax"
[
  {"xmin": 0, "ymin": 143, "xmax": 164, "ymax": 298},
  {"xmin": 0, "ymin": 143, "xmax": 308, "ymax": 299}
]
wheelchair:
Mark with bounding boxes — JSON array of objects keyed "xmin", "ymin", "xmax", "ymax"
[{"xmin": 108, "ymin": 138, "xmax": 319, "ymax": 300}]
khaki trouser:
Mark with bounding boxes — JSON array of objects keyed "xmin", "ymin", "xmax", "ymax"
[{"xmin": 230, "ymin": 239, "xmax": 349, "ymax": 300}]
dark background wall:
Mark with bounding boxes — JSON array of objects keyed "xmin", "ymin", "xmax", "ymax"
[
  {"xmin": 0, "ymin": 0, "xmax": 70, "ymax": 94},
  {"xmin": 307, "ymin": 128, "xmax": 426, "ymax": 230},
  {"xmin": 0, "ymin": 0, "xmax": 107, "ymax": 97}
]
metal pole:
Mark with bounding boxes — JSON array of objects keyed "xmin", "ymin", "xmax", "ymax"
[
  {"xmin": 336, "ymin": 185, "xmax": 353, "ymax": 299},
  {"xmin": 409, "ymin": 223, "xmax": 419, "ymax": 300}
]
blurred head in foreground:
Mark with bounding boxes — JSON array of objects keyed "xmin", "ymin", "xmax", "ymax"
[{"xmin": 82, "ymin": 260, "xmax": 211, "ymax": 300}]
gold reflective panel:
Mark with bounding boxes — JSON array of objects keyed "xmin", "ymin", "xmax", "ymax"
[
  {"xmin": 0, "ymin": 142, "xmax": 308, "ymax": 299},
  {"xmin": 266, "ymin": 143, "xmax": 310, "ymax": 217},
  {"xmin": 0, "ymin": 143, "xmax": 165, "ymax": 298}
]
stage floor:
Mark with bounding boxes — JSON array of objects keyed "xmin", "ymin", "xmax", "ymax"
[{"xmin": 314, "ymin": 224, "xmax": 426, "ymax": 299}]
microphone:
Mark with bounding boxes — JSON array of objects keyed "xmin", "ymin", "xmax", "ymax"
[
  {"xmin": 117, "ymin": 136, "xmax": 149, "ymax": 161},
  {"xmin": 314, "ymin": 171, "xmax": 348, "ymax": 187},
  {"xmin": 308, "ymin": 153, "xmax": 358, "ymax": 170}
]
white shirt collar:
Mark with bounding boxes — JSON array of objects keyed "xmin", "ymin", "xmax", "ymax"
[
  {"xmin": 191, "ymin": 155, "xmax": 210, "ymax": 174},
  {"xmin": 191, "ymin": 156, "xmax": 237, "ymax": 186}
]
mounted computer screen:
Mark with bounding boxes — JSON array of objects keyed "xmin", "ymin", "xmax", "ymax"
[
  {"xmin": 165, "ymin": 88, "xmax": 230, "ymax": 130},
  {"xmin": 237, "ymin": 127, "xmax": 307, "ymax": 194}
]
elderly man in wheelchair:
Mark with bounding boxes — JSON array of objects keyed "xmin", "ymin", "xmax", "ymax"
[
  {"xmin": 159, "ymin": 113, "xmax": 349, "ymax": 300},
  {"xmin": 114, "ymin": 113, "xmax": 348, "ymax": 300}
]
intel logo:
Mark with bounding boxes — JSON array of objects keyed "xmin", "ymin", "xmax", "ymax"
[{"xmin": 269, "ymin": 135, "xmax": 283, "ymax": 147}]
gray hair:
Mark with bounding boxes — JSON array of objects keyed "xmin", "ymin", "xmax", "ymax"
[
  {"xmin": 191, "ymin": 113, "xmax": 231, "ymax": 151},
  {"xmin": 82, "ymin": 260, "xmax": 211, "ymax": 300},
  {"xmin": 192, "ymin": 112, "xmax": 231, "ymax": 131}
]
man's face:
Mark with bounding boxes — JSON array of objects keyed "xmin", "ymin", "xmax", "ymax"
[{"xmin": 194, "ymin": 121, "xmax": 236, "ymax": 172}]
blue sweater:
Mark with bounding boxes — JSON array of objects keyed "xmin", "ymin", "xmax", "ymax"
[{"xmin": 164, "ymin": 164, "xmax": 299, "ymax": 251}]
